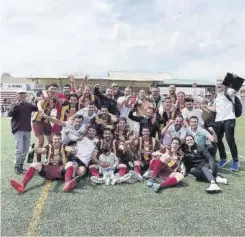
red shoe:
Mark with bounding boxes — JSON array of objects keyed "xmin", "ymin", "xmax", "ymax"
[
  {"xmin": 10, "ymin": 179, "xmax": 24, "ymax": 193},
  {"xmin": 63, "ymin": 179, "xmax": 76, "ymax": 192}
]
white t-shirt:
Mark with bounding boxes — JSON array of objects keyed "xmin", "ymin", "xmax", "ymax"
[
  {"xmin": 215, "ymin": 89, "xmax": 236, "ymax": 122},
  {"xmin": 75, "ymin": 137, "xmax": 98, "ymax": 167},
  {"xmin": 61, "ymin": 123, "xmax": 86, "ymax": 144},
  {"xmin": 117, "ymin": 96, "xmax": 131, "ymax": 118},
  {"xmin": 99, "ymin": 152, "xmax": 119, "ymax": 169},
  {"xmin": 182, "ymin": 108, "xmax": 204, "ymax": 127},
  {"xmin": 76, "ymin": 108, "xmax": 97, "ymax": 125}
]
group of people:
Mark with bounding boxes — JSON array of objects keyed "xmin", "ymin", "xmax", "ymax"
[{"xmin": 8, "ymin": 75, "xmax": 242, "ymax": 194}]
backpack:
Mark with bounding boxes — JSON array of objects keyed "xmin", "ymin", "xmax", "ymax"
[{"xmin": 224, "ymin": 91, "xmax": 243, "ymax": 117}]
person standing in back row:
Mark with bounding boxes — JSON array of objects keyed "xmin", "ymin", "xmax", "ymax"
[
  {"xmin": 204, "ymin": 79, "xmax": 240, "ymax": 171},
  {"xmin": 8, "ymin": 90, "xmax": 38, "ymax": 174}
]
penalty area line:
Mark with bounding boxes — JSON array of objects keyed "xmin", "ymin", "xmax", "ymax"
[{"xmin": 27, "ymin": 179, "xmax": 52, "ymax": 237}]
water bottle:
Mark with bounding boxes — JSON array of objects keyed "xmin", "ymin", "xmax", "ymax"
[{"xmin": 27, "ymin": 143, "xmax": 35, "ymax": 163}]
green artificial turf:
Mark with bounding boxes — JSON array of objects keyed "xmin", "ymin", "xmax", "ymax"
[{"xmin": 1, "ymin": 117, "xmax": 245, "ymax": 236}]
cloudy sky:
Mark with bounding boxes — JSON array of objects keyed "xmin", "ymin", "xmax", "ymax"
[{"xmin": 2, "ymin": 0, "xmax": 245, "ymax": 80}]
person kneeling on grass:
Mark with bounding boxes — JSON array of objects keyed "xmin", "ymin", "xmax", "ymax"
[
  {"xmin": 182, "ymin": 135, "xmax": 228, "ymax": 194},
  {"xmin": 145, "ymin": 138, "xmax": 185, "ymax": 193},
  {"xmin": 90, "ymin": 144, "xmax": 119, "ymax": 185},
  {"xmin": 129, "ymin": 127, "xmax": 162, "ymax": 182},
  {"xmin": 9, "ymin": 133, "xmax": 77, "ymax": 193}
]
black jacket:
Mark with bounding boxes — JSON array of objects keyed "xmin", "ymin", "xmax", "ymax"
[
  {"xmin": 94, "ymin": 87, "xmax": 117, "ymax": 115},
  {"xmin": 182, "ymin": 144, "xmax": 216, "ymax": 172},
  {"xmin": 128, "ymin": 109, "xmax": 160, "ymax": 138}
]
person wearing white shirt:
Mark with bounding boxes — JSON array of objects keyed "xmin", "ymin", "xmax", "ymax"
[
  {"xmin": 182, "ymin": 98, "xmax": 204, "ymax": 127},
  {"xmin": 42, "ymin": 114, "xmax": 86, "ymax": 145},
  {"xmin": 204, "ymin": 79, "xmax": 239, "ymax": 171},
  {"xmin": 75, "ymin": 101, "xmax": 97, "ymax": 125},
  {"xmin": 117, "ymin": 87, "xmax": 132, "ymax": 118},
  {"xmin": 63, "ymin": 126, "xmax": 98, "ymax": 192}
]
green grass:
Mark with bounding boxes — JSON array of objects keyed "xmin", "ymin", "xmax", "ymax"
[{"xmin": 1, "ymin": 117, "xmax": 245, "ymax": 236}]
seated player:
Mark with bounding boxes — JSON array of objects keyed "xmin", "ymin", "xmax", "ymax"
[
  {"xmin": 146, "ymin": 138, "xmax": 185, "ymax": 193},
  {"xmin": 64, "ymin": 125, "xmax": 98, "ymax": 188},
  {"xmin": 110, "ymin": 131, "xmax": 137, "ymax": 184},
  {"xmin": 182, "ymin": 135, "xmax": 228, "ymax": 193},
  {"xmin": 89, "ymin": 128, "xmax": 114, "ymax": 176},
  {"xmin": 90, "ymin": 144, "xmax": 119, "ymax": 185},
  {"xmin": 129, "ymin": 127, "xmax": 161, "ymax": 181},
  {"xmin": 9, "ymin": 133, "xmax": 77, "ymax": 193}
]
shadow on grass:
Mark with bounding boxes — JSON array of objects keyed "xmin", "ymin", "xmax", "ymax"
[
  {"xmin": 154, "ymin": 181, "xmax": 189, "ymax": 194},
  {"xmin": 50, "ymin": 177, "xmax": 97, "ymax": 194},
  {"xmin": 18, "ymin": 180, "xmax": 46, "ymax": 195}
]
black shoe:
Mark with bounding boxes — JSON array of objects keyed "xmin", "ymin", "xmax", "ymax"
[
  {"xmin": 20, "ymin": 164, "xmax": 27, "ymax": 173},
  {"xmin": 14, "ymin": 167, "xmax": 22, "ymax": 175}
]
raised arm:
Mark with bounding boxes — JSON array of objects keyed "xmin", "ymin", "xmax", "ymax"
[
  {"xmin": 128, "ymin": 109, "xmax": 143, "ymax": 122},
  {"xmin": 161, "ymin": 120, "xmax": 174, "ymax": 135},
  {"xmin": 68, "ymin": 75, "xmax": 77, "ymax": 93},
  {"xmin": 75, "ymin": 75, "xmax": 88, "ymax": 97},
  {"xmin": 42, "ymin": 114, "xmax": 66, "ymax": 127},
  {"xmin": 37, "ymin": 99, "xmax": 45, "ymax": 113}
]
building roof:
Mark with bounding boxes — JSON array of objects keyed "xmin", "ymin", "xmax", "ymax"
[{"xmin": 156, "ymin": 78, "xmax": 215, "ymax": 86}]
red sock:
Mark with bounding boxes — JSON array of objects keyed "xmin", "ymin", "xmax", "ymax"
[
  {"xmin": 89, "ymin": 167, "xmax": 99, "ymax": 177},
  {"xmin": 160, "ymin": 177, "xmax": 178, "ymax": 188},
  {"xmin": 152, "ymin": 160, "xmax": 164, "ymax": 179},
  {"xmin": 119, "ymin": 167, "xmax": 127, "ymax": 177},
  {"xmin": 134, "ymin": 165, "xmax": 141, "ymax": 175},
  {"xmin": 21, "ymin": 167, "xmax": 36, "ymax": 186},
  {"xmin": 149, "ymin": 159, "xmax": 158, "ymax": 171},
  {"xmin": 65, "ymin": 166, "xmax": 74, "ymax": 182}
]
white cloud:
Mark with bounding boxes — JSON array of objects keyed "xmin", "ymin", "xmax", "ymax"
[{"xmin": 1, "ymin": 0, "xmax": 245, "ymax": 80}]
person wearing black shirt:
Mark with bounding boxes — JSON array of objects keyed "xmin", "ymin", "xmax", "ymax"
[
  {"xmin": 182, "ymin": 135, "xmax": 227, "ymax": 193},
  {"xmin": 94, "ymin": 85, "xmax": 117, "ymax": 115},
  {"xmin": 8, "ymin": 90, "xmax": 38, "ymax": 174},
  {"xmin": 128, "ymin": 107, "xmax": 160, "ymax": 138}
]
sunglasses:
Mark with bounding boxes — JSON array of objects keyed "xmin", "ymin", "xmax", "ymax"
[
  {"xmin": 205, "ymin": 95, "xmax": 212, "ymax": 97},
  {"xmin": 113, "ymin": 85, "xmax": 118, "ymax": 88}
]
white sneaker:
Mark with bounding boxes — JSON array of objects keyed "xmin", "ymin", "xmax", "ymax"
[
  {"xmin": 180, "ymin": 162, "xmax": 187, "ymax": 176},
  {"xmin": 129, "ymin": 170, "xmax": 144, "ymax": 182},
  {"xmin": 91, "ymin": 176, "xmax": 104, "ymax": 184},
  {"xmin": 117, "ymin": 173, "xmax": 132, "ymax": 184},
  {"xmin": 142, "ymin": 170, "xmax": 153, "ymax": 179},
  {"xmin": 216, "ymin": 176, "xmax": 228, "ymax": 185},
  {"xmin": 111, "ymin": 174, "xmax": 119, "ymax": 185},
  {"xmin": 104, "ymin": 173, "xmax": 111, "ymax": 186},
  {"xmin": 206, "ymin": 180, "xmax": 221, "ymax": 193}
]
